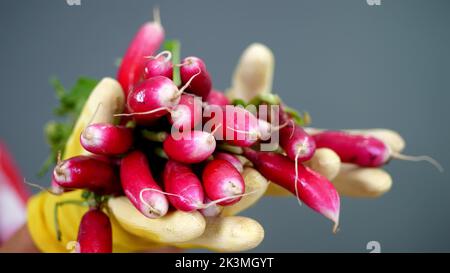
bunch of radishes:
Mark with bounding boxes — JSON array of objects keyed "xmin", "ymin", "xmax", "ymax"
[{"xmin": 49, "ymin": 10, "xmax": 442, "ymax": 253}]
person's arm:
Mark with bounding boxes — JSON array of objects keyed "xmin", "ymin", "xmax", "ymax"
[{"xmin": 0, "ymin": 224, "xmax": 39, "ymax": 253}]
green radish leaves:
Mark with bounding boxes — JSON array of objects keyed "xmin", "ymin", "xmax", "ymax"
[
  {"xmin": 232, "ymin": 94, "xmax": 310, "ymax": 126},
  {"xmin": 39, "ymin": 77, "xmax": 99, "ymax": 176},
  {"xmin": 163, "ymin": 39, "xmax": 181, "ymax": 86}
]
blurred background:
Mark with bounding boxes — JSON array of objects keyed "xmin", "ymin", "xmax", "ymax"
[{"xmin": 0, "ymin": 0, "xmax": 449, "ymax": 252}]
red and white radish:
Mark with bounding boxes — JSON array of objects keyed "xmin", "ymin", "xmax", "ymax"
[
  {"xmin": 120, "ymin": 70, "xmax": 201, "ymax": 124},
  {"xmin": 163, "ymin": 130, "xmax": 216, "ymax": 164},
  {"xmin": 202, "ymin": 159, "xmax": 245, "ymax": 206},
  {"xmin": 168, "ymin": 94, "xmax": 202, "ymax": 131},
  {"xmin": 279, "ymin": 124, "xmax": 316, "ymax": 162},
  {"xmin": 80, "ymin": 123, "xmax": 133, "ymax": 155},
  {"xmin": 117, "ymin": 8, "xmax": 164, "ymax": 97},
  {"xmin": 163, "ymin": 160, "xmax": 205, "ymax": 212},
  {"xmin": 143, "ymin": 51, "xmax": 173, "ymax": 80},
  {"xmin": 205, "ymin": 105, "xmax": 260, "ymax": 147},
  {"xmin": 312, "ymin": 130, "xmax": 443, "ymax": 171},
  {"xmin": 206, "ymin": 89, "xmax": 230, "ymax": 106},
  {"xmin": 243, "ymin": 148, "xmax": 340, "ymax": 232},
  {"xmin": 214, "ymin": 152, "xmax": 244, "ymax": 173},
  {"xmin": 180, "ymin": 56, "xmax": 212, "ymax": 100},
  {"xmin": 120, "ymin": 151, "xmax": 169, "ymax": 218},
  {"xmin": 77, "ymin": 208, "xmax": 112, "ymax": 253},
  {"xmin": 52, "ymin": 156, "xmax": 120, "ymax": 195}
]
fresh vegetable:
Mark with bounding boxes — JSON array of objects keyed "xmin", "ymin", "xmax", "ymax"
[
  {"xmin": 163, "ymin": 130, "xmax": 216, "ymax": 164},
  {"xmin": 205, "ymin": 105, "xmax": 260, "ymax": 147},
  {"xmin": 312, "ymin": 131, "xmax": 443, "ymax": 171},
  {"xmin": 202, "ymin": 159, "xmax": 245, "ymax": 206},
  {"xmin": 80, "ymin": 123, "xmax": 133, "ymax": 155},
  {"xmin": 120, "ymin": 151, "xmax": 169, "ymax": 218},
  {"xmin": 63, "ymin": 78, "xmax": 125, "ymax": 159},
  {"xmin": 243, "ymin": 148, "xmax": 340, "ymax": 232},
  {"xmin": 52, "ymin": 155, "xmax": 120, "ymax": 195},
  {"xmin": 163, "ymin": 160, "xmax": 205, "ymax": 212},
  {"xmin": 206, "ymin": 89, "xmax": 230, "ymax": 106},
  {"xmin": 117, "ymin": 8, "xmax": 164, "ymax": 97},
  {"xmin": 168, "ymin": 94, "xmax": 202, "ymax": 131},
  {"xmin": 213, "ymin": 152, "xmax": 243, "ymax": 173},
  {"xmin": 123, "ymin": 72, "xmax": 200, "ymax": 124},
  {"xmin": 77, "ymin": 209, "xmax": 112, "ymax": 253},
  {"xmin": 143, "ymin": 51, "xmax": 173, "ymax": 80},
  {"xmin": 180, "ymin": 56, "xmax": 212, "ymax": 100}
]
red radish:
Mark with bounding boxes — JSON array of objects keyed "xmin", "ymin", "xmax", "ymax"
[
  {"xmin": 143, "ymin": 51, "xmax": 173, "ymax": 80},
  {"xmin": 206, "ymin": 89, "xmax": 230, "ymax": 106},
  {"xmin": 117, "ymin": 9, "xmax": 164, "ymax": 97},
  {"xmin": 312, "ymin": 130, "xmax": 443, "ymax": 171},
  {"xmin": 279, "ymin": 124, "xmax": 316, "ymax": 162},
  {"xmin": 214, "ymin": 152, "xmax": 243, "ymax": 173},
  {"xmin": 180, "ymin": 56, "xmax": 212, "ymax": 100},
  {"xmin": 163, "ymin": 130, "xmax": 216, "ymax": 164},
  {"xmin": 163, "ymin": 160, "xmax": 204, "ymax": 211},
  {"xmin": 205, "ymin": 105, "xmax": 260, "ymax": 147},
  {"xmin": 120, "ymin": 70, "xmax": 201, "ymax": 125},
  {"xmin": 80, "ymin": 123, "xmax": 133, "ymax": 155},
  {"xmin": 52, "ymin": 156, "xmax": 120, "ymax": 195},
  {"xmin": 120, "ymin": 151, "xmax": 169, "ymax": 218},
  {"xmin": 125, "ymin": 76, "xmax": 181, "ymax": 124},
  {"xmin": 202, "ymin": 159, "xmax": 245, "ymax": 206},
  {"xmin": 168, "ymin": 94, "xmax": 202, "ymax": 131},
  {"xmin": 243, "ymin": 148, "xmax": 340, "ymax": 232},
  {"xmin": 77, "ymin": 209, "xmax": 112, "ymax": 253}
]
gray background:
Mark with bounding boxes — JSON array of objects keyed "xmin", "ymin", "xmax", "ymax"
[{"xmin": 1, "ymin": 0, "xmax": 449, "ymax": 252}]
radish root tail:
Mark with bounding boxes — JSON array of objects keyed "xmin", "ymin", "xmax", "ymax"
[
  {"xmin": 392, "ymin": 153, "xmax": 444, "ymax": 172},
  {"xmin": 114, "ymin": 107, "xmax": 170, "ymax": 117}
]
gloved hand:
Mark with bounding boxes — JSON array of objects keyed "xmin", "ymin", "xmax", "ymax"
[
  {"xmin": 27, "ymin": 77, "xmax": 270, "ymax": 253},
  {"xmin": 226, "ymin": 43, "xmax": 403, "ymax": 199}
]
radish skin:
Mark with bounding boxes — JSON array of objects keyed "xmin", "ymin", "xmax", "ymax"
[
  {"xmin": 80, "ymin": 123, "xmax": 133, "ymax": 155},
  {"xmin": 213, "ymin": 152, "xmax": 244, "ymax": 173},
  {"xmin": 180, "ymin": 56, "xmax": 212, "ymax": 100},
  {"xmin": 163, "ymin": 131, "xmax": 216, "ymax": 164},
  {"xmin": 202, "ymin": 159, "xmax": 245, "ymax": 206},
  {"xmin": 52, "ymin": 156, "xmax": 120, "ymax": 195},
  {"xmin": 168, "ymin": 94, "xmax": 202, "ymax": 131},
  {"xmin": 206, "ymin": 89, "xmax": 230, "ymax": 106},
  {"xmin": 120, "ymin": 151, "xmax": 169, "ymax": 218},
  {"xmin": 163, "ymin": 160, "xmax": 205, "ymax": 211},
  {"xmin": 117, "ymin": 11, "xmax": 164, "ymax": 97},
  {"xmin": 143, "ymin": 51, "xmax": 173, "ymax": 80},
  {"xmin": 126, "ymin": 76, "xmax": 181, "ymax": 124},
  {"xmin": 77, "ymin": 209, "xmax": 112, "ymax": 253},
  {"xmin": 243, "ymin": 148, "xmax": 340, "ymax": 231},
  {"xmin": 313, "ymin": 130, "xmax": 443, "ymax": 171},
  {"xmin": 206, "ymin": 106, "xmax": 260, "ymax": 147}
]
